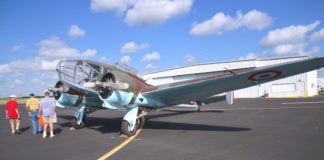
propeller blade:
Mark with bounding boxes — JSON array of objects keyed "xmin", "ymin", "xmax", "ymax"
[{"xmin": 83, "ymin": 82, "xmax": 129, "ymax": 90}]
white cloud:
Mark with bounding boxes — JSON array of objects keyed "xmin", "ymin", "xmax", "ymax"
[
  {"xmin": 2, "ymin": 57, "xmax": 61, "ymax": 73},
  {"xmin": 38, "ymin": 37, "xmax": 96, "ymax": 58},
  {"xmin": 272, "ymin": 44, "xmax": 305, "ymax": 55},
  {"xmin": 0, "ymin": 64, "xmax": 12, "ymax": 73},
  {"xmin": 13, "ymin": 73, "xmax": 24, "ymax": 77},
  {"xmin": 120, "ymin": 55, "xmax": 131, "ymax": 63},
  {"xmin": 145, "ymin": 64, "xmax": 156, "ymax": 69},
  {"xmin": 260, "ymin": 21, "xmax": 320, "ymax": 47},
  {"xmin": 14, "ymin": 79, "xmax": 23, "ymax": 85},
  {"xmin": 240, "ymin": 53, "xmax": 258, "ymax": 60},
  {"xmin": 99, "ymin": 56, "xmax": 108, "ymax": 62},
  {"xmin": 68, "ymin": 25, "xmax": 86, "ymax": 38},
  {"xmin": 310, "ymin": 28, "xmax": 324, "ymax": 42},
  {"xmin": 40, "ymin": 59, "xmax": 61, "ymax": 70},
  {"xmin": 11, "ymin": 44, "xmax": 24, "ymax": 52},
  {"xmin": 90, "ymin": 0, "xmax": 136, "ymax": 13},
  {"xmin": 120, "ymin": 41, "xmax": 148, "ymax": 53},
  {"xmin": 190, "ymin": 10, "xmax": 272, "ymax": 36},
  {"xmin": 184, "ymin": 54, "xmax": 196, "ymax": 63},
  {"xmin": 258, "ymin": 21, "xmax": 321, "ymax": 56},
  {"xmin": 125, "ymin": 0, "xmax": 193, "ymax": 27},
  {"xmin": 141, "ymin": 52, "xmax": 160, "ymax": 61}
]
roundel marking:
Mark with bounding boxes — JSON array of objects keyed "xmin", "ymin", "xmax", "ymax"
[{"xmin": 248, "ymin": 70, "xmax": 282, "ymax": 81}]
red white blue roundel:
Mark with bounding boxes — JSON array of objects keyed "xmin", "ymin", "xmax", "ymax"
[{"xmin": 248, "ymin": 70, "xmax": 282, "ymax": 81}]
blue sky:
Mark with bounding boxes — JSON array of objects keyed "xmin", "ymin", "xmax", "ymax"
[{"xmin": 1, "ymin": 0, "xmax": 324, "ymax": 97}]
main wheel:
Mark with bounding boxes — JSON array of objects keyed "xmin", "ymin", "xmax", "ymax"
[
  {"xmin": 71, "ymin": 117, "xmax": 86, "ymax": 129},
  {"xmin": 121, "ymin": 116, "xmax": 145, "ymax": 137}
]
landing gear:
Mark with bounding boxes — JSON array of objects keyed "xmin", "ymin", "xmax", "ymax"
[
  {"xmin": 120, "ymin": 107, "xmax": 147, "ymax": 137},
  {"xmin": 71, "ymin": 117, "xmax": 86, "ymax": 129},
  {"xmin": 121, "ymin": 116, "xmax": 145, "ymax": 137},
  {"xmin": 71, "ymin": 106, "xmax": 100, "ymax": 129}
]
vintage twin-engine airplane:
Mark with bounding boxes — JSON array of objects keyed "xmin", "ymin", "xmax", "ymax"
[{"xmin": 50, "ymin": 57, "xmax": 324, "ymax": 136}]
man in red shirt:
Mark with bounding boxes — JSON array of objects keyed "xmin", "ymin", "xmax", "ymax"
[{"xmin": 6, "ymin": 95, "xmax": 21, "ymax": 134}]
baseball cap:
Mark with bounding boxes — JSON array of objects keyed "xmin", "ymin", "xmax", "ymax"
[{"xmin": 10, "ymin": 95, "xmax": 17, "ymax": 98}]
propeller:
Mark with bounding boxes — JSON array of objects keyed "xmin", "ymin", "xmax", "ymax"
[{"xmin": 83, "ymin": 81, "xmax": 129, "ymax": 90}]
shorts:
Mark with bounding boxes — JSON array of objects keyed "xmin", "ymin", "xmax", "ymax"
[
  {"xmin": 43, "ymin": 115, "xmax": 57, "ymax": 123},
  {"xmin": 9, "ymin": 119, "xmax": 20, "ymax": 125}
]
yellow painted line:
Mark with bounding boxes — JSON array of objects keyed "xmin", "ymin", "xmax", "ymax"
[
  {"xmin": 282, "ymin": 101, "xmax": 324, "ymax": 104},
  {"xmin": 98, "ymin": 128, "xmax": 142, "ymax": 160}
]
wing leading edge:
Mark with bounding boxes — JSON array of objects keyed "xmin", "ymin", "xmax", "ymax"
[{"xmin": 142, "ymin": 57, "xmax": 324, "ymax": 105}]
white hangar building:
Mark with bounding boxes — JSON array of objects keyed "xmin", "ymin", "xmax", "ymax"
[{"xmin": 142, "ymin": 56, "xmax": 318, "ymax": 98}]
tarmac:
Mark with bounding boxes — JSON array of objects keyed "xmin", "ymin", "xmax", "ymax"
[{"xmin": 1, "ymin": 96, "xmax": 324, "ymax": 160}]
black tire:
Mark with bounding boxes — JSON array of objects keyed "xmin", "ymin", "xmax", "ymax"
[
  {"xmin": 121, "ymin": 116, "xmax": 145, "ymax": 137},
  {"xmin": 137, "ymin": 116, "xmax": 145, "ymax": 129},
  {"xmin": 71, "ymin": 117, "xmax": 86, "ymax": 129},
  {"xmin": 121, "ymin": 120, "xmax": 136, "ymax": 136}
]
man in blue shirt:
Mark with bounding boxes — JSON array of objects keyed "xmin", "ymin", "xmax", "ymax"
[{"xmin": 39, "ymin": 90, "xmax": 56, "ymax": 138}]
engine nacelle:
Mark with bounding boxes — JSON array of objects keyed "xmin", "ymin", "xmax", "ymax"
[{"xmin": 100, "ymin": 90, "xmax": 134, "ymax": 109}]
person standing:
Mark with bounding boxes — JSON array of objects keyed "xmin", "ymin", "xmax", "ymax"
[
  {"xmin": 26, "ymin": 93, "xmax": 43, "ymax": 135},
  {"xmin": 6, "ymin": 95, "xmax": 20, "ymax": 134},
  {"xmin": 39, "ymin": 90, "xmax": 56, "ymax": 138}
]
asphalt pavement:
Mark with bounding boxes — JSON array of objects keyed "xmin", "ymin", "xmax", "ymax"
[{"xmin": 1, "ymin": 96, "xmax": 324, "ymax": 160}]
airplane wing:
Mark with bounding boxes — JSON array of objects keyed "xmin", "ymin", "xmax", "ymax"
[{"xmin": 142, "ymin": 57, "xmax": 324, "ymax": 105}]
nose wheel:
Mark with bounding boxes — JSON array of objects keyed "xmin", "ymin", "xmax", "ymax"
[{"xmin": 121, "ymin": 116, "xmax": 145, "ymax": 137}]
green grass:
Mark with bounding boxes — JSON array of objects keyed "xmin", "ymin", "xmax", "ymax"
[{"xmin": 0, "ymin": 98, "xmax": 42, "ymax": 105}]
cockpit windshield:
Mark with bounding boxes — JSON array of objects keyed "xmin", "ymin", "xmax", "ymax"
[{"xmin": 56, "ymin": 60, "xmax": 100, "ymax": 85}]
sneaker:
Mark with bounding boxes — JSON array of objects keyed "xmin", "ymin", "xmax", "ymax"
[
  {"xmin": 50, "ymin": 134, "xmax": 55, "ymax": 138},
  {"xmin": 11, "ymin": 131, "xmax": 15, "ymax": 134},
  {"xmin": 42, "ymin": 133, "xmax": 47, "ymax": 139}
]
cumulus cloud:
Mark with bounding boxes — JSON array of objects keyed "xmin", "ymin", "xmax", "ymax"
[
  {"xmin": 240, "ymin": 53, "xmax": 258, "ymax": 60},
  {"xmin": 68, "ymin": 25, "xmax": 86, "ymax": 38},
  {"xmin": 125, "ymin": 0, "xmax": 193, "ymax": 27},
  {"xmin": 0, "ymin": 64, "xmax": 12, "ymax": 73},
  {"xmin": 120, "ymin": 41, "xmax": 148, "ymax": 53},
  {"xmin": 38, "ymin": 37, "xmax": 96, "ymax": 58},
  {"xmin": 258, "ymin": 21, "xmax": 321, "ymax": 56},
  {"xmin": 184, "ymin": 54, "xmax": 196, "ymax": 63},
  {"xmin": 99, "ymin": 56, "xmax": 108, "ymax": 62},
  {"xmin": 14, "ymin": 79, "xmax": 23, "ymax": 85},
  {"xmin": 11, "ymin": 44, "xmax": 24, "ymax": 52},
  {"xmin": 310, "ymin": 28, "xmax": 324, "ymax": 42},
  {"xmin": 141, "ymin": 52, "xmax": 160, "ymax": 61},
  {"xmin": 260, "ymin": 21, "xmax": 320, "ymax": 47},
  {"xmin": 120, "ymin": 55, "xmax": 131, "ymax": 63},
  {"xmin": 90, "ymin": 0, "xmax": 193, "ymax": 27},
  {"xmin": 90, "ymin": 0, "xmax": 136, "ymax": 13},
  {"xmin": 5, "ymin": 57, "xmax": 60, "ymax": 72},
  {"xmin": 145, "ymin": 64, "xmax": 156, "ymax": 69},
  {"xmin": 190, "ymin": 10, "xmax": 272, "ymax": 36}
]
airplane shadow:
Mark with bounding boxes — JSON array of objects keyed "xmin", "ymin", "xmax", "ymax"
[
  {"xmin": 147, "ymin": 110, "xmax": 224, "ymax": 120},
  {"xmin": 57, "ymin": 110, "xmax": 250, "ymax": 134},
  {"xmin": 144, "ymin": 121, "xmax": 250, "ymax": 132}
]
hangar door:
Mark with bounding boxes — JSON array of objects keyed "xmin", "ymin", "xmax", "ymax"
[{"xmin": 269, "ymin": 83, "xmax": 300, "ymax": 97}]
